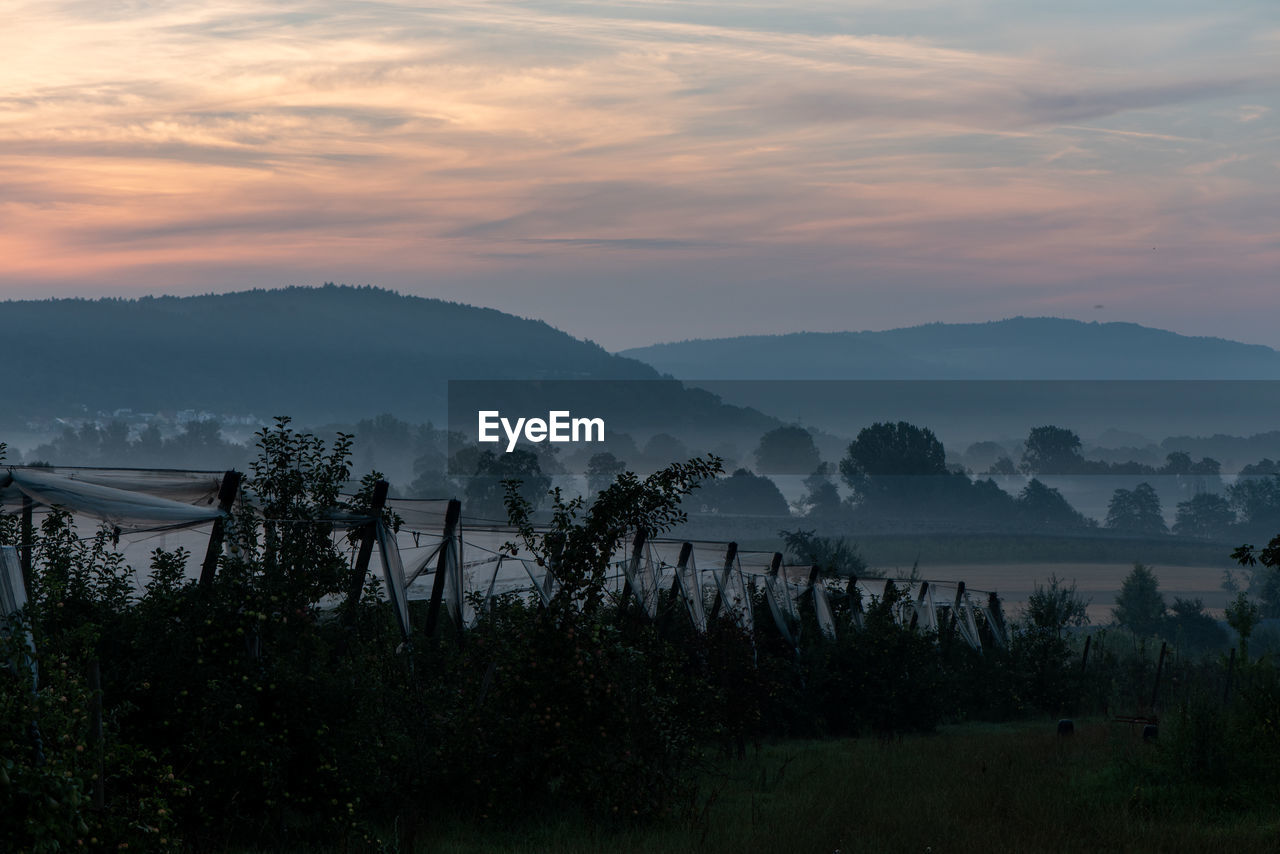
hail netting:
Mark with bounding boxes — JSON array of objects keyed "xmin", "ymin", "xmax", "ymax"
[
  {"xmin": 0, "ymin": 467, "xmax": 1003, "ymax": 652},
  {"xmin": 1, "ymin": 467, "xmax": 224, "ymax": 531}
]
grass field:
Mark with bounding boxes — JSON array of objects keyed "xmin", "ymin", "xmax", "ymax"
[{"xmin": 398, "ymin": 720, "xmax": 1280, "ymax": 854}]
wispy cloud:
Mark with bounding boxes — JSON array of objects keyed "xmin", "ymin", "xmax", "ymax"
[{"xmin": 0, "ymin": 0, "xmax": 1276, "ymax": 347}]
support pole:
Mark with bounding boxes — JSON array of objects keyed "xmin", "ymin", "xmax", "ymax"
[
  {"xmin": 620, "ymin": 527, "xmax": 648, "ymax": 613},
  {"xmin": 343, "ymin": 479, "xmax": 389, "ymax": 612},
  {"xmin": 675, "ymin": 542, "xmax": 694, "ymax": 579},
  {"xmin": 673, "ymin": 542, "xmax": 697, "ymax": 629},
  {"xmin": 425, "ymin": 499, "xmax": 462, "ymax": 638},
  {"xmin": 1151, "ymin": 640, "xmax": 1168, "ymax": 713},
  {"xmin": 20, "ymin": 494, "xmax": 32, "ymax": 593},
  {"xmin": 987, "ymin": 591, "xmax": 1008, "ymax": 647},
  {"xmin": 911, "ymin": 581, "xmax": 930, "ymax": 632},
  {"xmin": 883, "ymin": 579, "xmax": 900, "ymax": 624},
  {"xmin": 1080, "ymin": 635, "xmax": 1092, "ymax": 675},
  {"xmin": 797, "ymin": 556, "xmax": 816, "ymax": 628},
  {"xmin": 846, "ymin": 575, "xmax": 863, "ymax": 628},
  {"xmin": 708, "ymin": 542, "xmax": 738, "ymax": 620},
  {"xmin": 199, "ymin": 470, "xmax": 242, "ymax": 588},
  {"xmin": 945, "ymin": 582, "xmax": 965, "ymax": 645}
]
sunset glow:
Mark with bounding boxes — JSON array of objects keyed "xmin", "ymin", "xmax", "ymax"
[{"xmin": 3, "ymin": 1, "xmax": 1277, "ymax": 347}]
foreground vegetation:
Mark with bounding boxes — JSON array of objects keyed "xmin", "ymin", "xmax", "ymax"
[
  {"xmin": 2, "ymin": 421, "xmax": 1279, "ymax": 852},
  {"xmin": 407, "ymin": 722, "xmax": 1280, "ymax": 854}
]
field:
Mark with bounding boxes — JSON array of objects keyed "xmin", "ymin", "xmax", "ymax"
[
  {"xmin": 395, "ymin": 721, "xmax": 1280, "ymax": 854},
  {"xmin": 926, "ymin": 562, "xmax": 1234, "ymax": 624}
]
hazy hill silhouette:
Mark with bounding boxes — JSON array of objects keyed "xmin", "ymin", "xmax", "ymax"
[
  {"xmin": 619, "ymin": 318, "xmax": 1280, "ymax": 380},
  {"xmin": 0, "ymin": 286, "xmax": 743, "ymax": 427}
]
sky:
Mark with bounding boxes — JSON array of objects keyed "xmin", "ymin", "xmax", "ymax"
[{"xmin": 2, "ymin": 1, "xmax": 1277, "ymax": 350}]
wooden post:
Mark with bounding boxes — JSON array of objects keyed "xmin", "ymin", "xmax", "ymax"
[
  {"xmin": 620, "ymin": 527, "xmax": 648, "ymax": 613},
  {"xmin": 673, "ymin": 542, "xmax": 695, "ymax": 628},
  {"xmin": 945, "ymin": 582, "xmax": 965, "ymax": 645},
  {"xmin": 424, "ymin": 499, "xmax": 462, "ymax": 638},
  {"xmin": 675, "ymin": 542, "xmax": 694, "ymax": 582},
  {"xmin": 846, "ymin": 575, "xmax": 863, "ymax": 627},
  {"xmin": 911, "ymin": 581, "xmax": 929, "ymax": 631},
  {"xmin": 19, "ymin": 494, "xmax": 32, "ymax": 592},
  {"xmin": 199, "ymin": 471, "xmax": 242, "ymax": 588},
  {"xmin": 1151, "ymin": 641, "xmax": 1168, "ymax": 712},
  {"xmin": 1080, "ymin": 635, "xmax": 1092, "ymax": 674},
  {"xmin": 708, "ymin": 542, "xmax": 738, "ymax": 620},
  {"xmin": 344, "ymin": 479, "xmax": 389, "ymax": 613},
  {"xmin": 987, "ymin": 591, "xmax": 1007, "ymax": 647}
]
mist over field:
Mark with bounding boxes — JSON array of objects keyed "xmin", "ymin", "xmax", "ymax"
[{"xmin": 9, "ymin": 286, "xmax": 1280, "ymax": 588}]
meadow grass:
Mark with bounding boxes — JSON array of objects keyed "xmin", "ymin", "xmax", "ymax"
[{"xmin": 406, "ymin": 720, "xmax": 1280, "ymax": 854}]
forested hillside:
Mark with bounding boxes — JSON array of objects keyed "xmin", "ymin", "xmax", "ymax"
[
  {"xmin": 3, "ymin": 285, "xmax": 657, "ymax": 421},
  {"xmin": 620, "ymin": 318, "xmax": 1280, "ymax": 380}
]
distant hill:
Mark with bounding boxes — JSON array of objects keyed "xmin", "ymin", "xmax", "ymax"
[
  {"xmin": 618, "ymin": 319, "xmax": 1280, "ymax": 449},
  {"xmin": 0, "ymin": 286, "xmax": 772, "ymax": 441},
  {"xmin": 619, "ymin": 318, "xmax": 1280, "ymax": 380}
]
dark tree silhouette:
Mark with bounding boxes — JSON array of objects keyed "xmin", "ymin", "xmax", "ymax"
[
  {"xmin": 753, "ymin": 425, "xmax": 821, "ymax": 474},
  {"xmin": 1105, "ymin": 482, "xmax": 1167, "ymax": 535},
  {"xmin": 696, "ymin": 468, "xmax": 790, "ymax": 517},
  {"xmin": 1016, "ymin": 479, "xmax": 1094, "ymax": 531},
  {"xmin": 1112, "ymin": 563, "xmax": 1166, "ymax": 636},
  {"xmin": 1020, "ymin": 425, "xmax": 1084, "ymax": 474},
  {"xmin": 797, "ymin": 463, "xmax": 844, "ymax": 519},
  {"xmin": 586, "ymin": 451, "xmax": 627, "ymax": 495},
  {"xmin": 1173, "ymin": 492, "xmax": 1234, "ymax": 539},
  {"xmin": 463, "ymin": 449, "xmax": 550, "ymax": 519}
]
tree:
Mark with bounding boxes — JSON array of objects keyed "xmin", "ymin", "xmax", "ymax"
[
  {"xmin": 1112, "ymin": 563, "xmax": 1166, "ymax": 636},
  {"xmin": 1172, "ymin": 492, "xmax": 1234, "ymax": 539},
  {"xmin": 1240, "ymin": 458, "xmax": 1280, "ymax": 476},
  {"xmin": 502, "ymin": 454, "xmax": 722, "ymax": 610},
  {"xmin": 463, "ymin": 448, "xmax": 551, "ymax": 520},
  {"xmin": 963, "ymin": 440, "xmax": 1010, "ymax": 473},
  {"xmin": 780, "ymin": 529, "xmax": 866, "ymax": 577},
  {"xmin": 1228, "ymin": 474, "xmax": 1280, "ymax": 535},
  {"xmin": 585, "ymin": 451, "xmax": 627, "ymax": 495},
  {"xmin": 1224, "ymin": 592, "xmax": 1261, "ymax": 657},
  {"xmin": 1020, "ymin": 425, "xmax": 1083, "ymax": 474},
  {"xmin": 639, "ymin": 433, "xmax": 688, "ymax": 471},
  {"xmin": 1163, "ymin": 597, "xmax": 1228, "ymax": 653},
  {"xmin": 405, "ymin": 429, "xmax": 452, "ymax": 497},
  {"xmin": 1016, "ymin": 479, "xmax": 1093, "ymax": 531},
  {"xmin": 795, "ymin": 463, "xmax": 843, "ymax": 519},
  {"xmin": 1160, "ymin": 451, "xmax": 1194, "ymax": 475},
  {"xmin": 839, "ymin": 421, "xmax": 947, "ymax": 504},
  {"xmin": 1231, "ymin": 535, "xmax": 1280, "ymax": 619},
  {"xmin": 753, "ymin": 425, "xmax": 822, "ymax": 474},
  {"xmin": 697, "ymin": 468, "xmax": 790, "ymax": 516},
  {"xmin": 1105, "ymin": 482, "xmax": 1167, "ymax": 535},
  {"xmin": 986, "ymin": 456, "xmax": 1017, "ymax": 476},
  {"xmin": 1023, "ymin": 574, "xmax": 1089, "ymax": 638},
  {"xmin": 232, "ymin": 416, "xmax": 399, "ymax": 603}
]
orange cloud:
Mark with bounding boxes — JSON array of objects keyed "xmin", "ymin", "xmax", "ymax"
[{"xmin": 0, "ymin": 1, "xmax": 1275, "ymax": 345}]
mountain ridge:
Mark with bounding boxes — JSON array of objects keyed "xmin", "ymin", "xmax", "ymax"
[
  {"xmin": 618, "ymin": 317, "xmax": 1280, "ymax": 379},
  {"xmin": 1, "ymin": 285, "xmax": 664, "ymax": 423}
]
